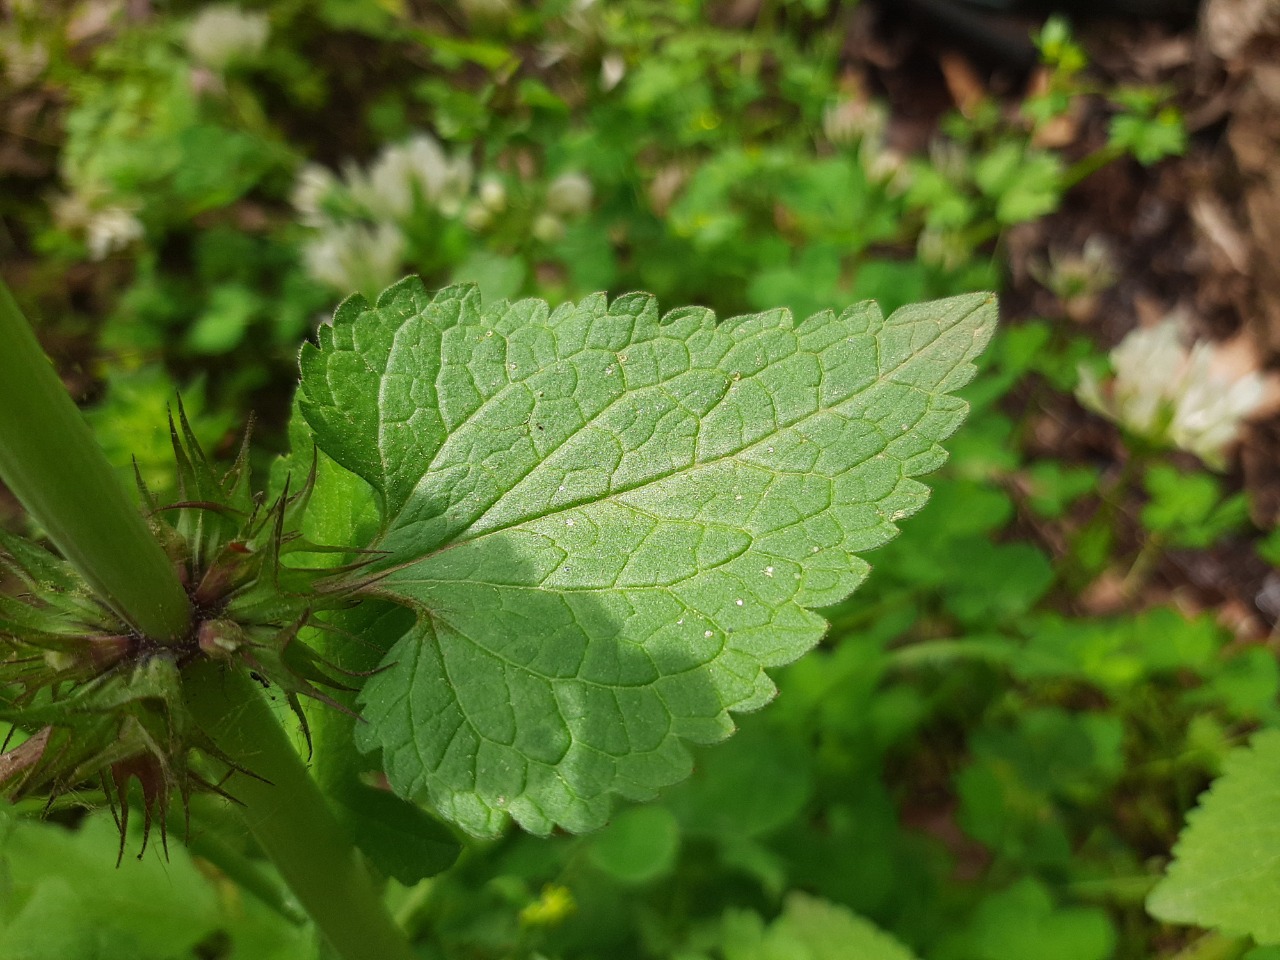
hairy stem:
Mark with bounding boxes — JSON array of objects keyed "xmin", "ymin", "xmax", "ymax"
[
  {"xmin": 182, "ymin": 660, "xmax": 414, "ymax": 960},
  {"xmin": 0, "ymin": 279, "xmax": 190, "ymax": 642}
]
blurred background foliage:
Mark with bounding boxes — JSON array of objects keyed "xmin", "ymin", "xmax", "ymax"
[{"xmin": 1, "ymin": 0, "xmax": 1278, "ymax": 958}]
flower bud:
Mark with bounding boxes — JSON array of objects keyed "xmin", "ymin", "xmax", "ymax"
[
  {"xmin": 532, "ymin": 212, "xmax": 565, "ymax": 243},
  {"xmin": 198, "ymin": 618, "xmax": 247, "ymax": 660}
]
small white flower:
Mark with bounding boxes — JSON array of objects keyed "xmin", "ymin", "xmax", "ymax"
[
  {"xmin": 291, "ymin": 163, "xmax": 339, "ymax": 227},
  {"xmin": 434, "ymin": 151, "xmax": 474, "ymax": 219},
  {"xmin": 345, "ymin": 134, "xmax": 473, "ymax": 222},
  {"xmin": 600, "ymin": 52, "xmax": 626, "ymax": 91},
  {"xmin": 545, "ymin": 172, "xmax": 592, "ymax": 218},
  {"xmin": 344, "ymin": 148, "xmax": 418, "ymax": 223},
  {"xmin": 1030, "ymin": 236, "xmax": 1117, "ymax": 321},
  {"xmin": 478, "ymin": 175, "xmax": 507, "ymax": 212},
  {"xmin": 463, "ymin": 201, "xmax": 493, "ymax": 232},
  {"xmin": 916, "ymin": 227, "xmax": 968, "ymax": 272},
  {"xmin": 2, "ymin": 36, "xmax": 49, "ymax": 85},
  {"xmin": 85, "ymin": 207, "xmax": 145, "ymax": 260},
  {"xmin": 822, "ymin": 96, "xmax": 885, "ymax": 149},
  {"xmin": 1077, "ymin": 315, "xmax": 1280, "ymax": 468},
  {"xmin": 532, "ymin": 212, "xmax": 565, "ymax": 244},
  {"xmin": 51, "ymin": 191, "xmax": 94, "ymax": 232},
  {"xmin": 185, "ymin": 5, "xmax": 269, "ymax": 71},
  {"xmin": 863, "ymin": 148, "xmax": 906, "ymax": 186},
  {"xmin": 303, "ymin": 222, "xmax": 405, "ymax": 295},
  {"xmin": 928, "ymin": 138, "xmax": 969, "ymax": 183}
]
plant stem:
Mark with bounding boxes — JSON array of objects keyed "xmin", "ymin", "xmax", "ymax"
[
  {"xmin": 182, "ymin": 660, "xmax": 415, "ymax": 960},
  {"xmin": 0, "ymin": 279, "xmax": 190, "ymax": 642},
  {"xmin": 1061, "ymin": 144, "xmax": 1124, "ymax": 189}
]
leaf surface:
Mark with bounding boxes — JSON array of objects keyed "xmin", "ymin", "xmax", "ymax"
[
  {"xmin": 1147, "ymin": 729, "xmax": 1280, "ymax": 944},
  {"xmin": 299, "ymin": 278, "xmax": 994, "ymax": 836},
  {"xmin": 722, "ymin": 893, "xmax": 920, "ymax": 960}
]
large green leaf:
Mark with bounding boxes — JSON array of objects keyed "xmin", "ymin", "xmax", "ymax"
[
  {"xmin": 0, "ymin": 812, "xmax": 220, "ymax": 960},
  {"xmin": 298, "ymin": 277, "xmax": 994, "ymax": 836},
  {"xmin": 1147, "ymin": 729, "xmax": 1280, "ymax": 944}
]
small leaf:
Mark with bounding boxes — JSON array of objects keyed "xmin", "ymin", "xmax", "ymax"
[
  {"xmin": 1147, "ymin": 729, "xmax": 1280, "ymax": 944},
  {"xmin": 722, "ymin": 893, "xmax": 920, "ymax": 960},
  {"xmin": 584, "ymin": 804, "xmax": 680, "ymax": 885},
  {"xmin": 299, "ymin": 278, "xmax": 995, "ymax": 836},
  {"xmin": 332, "ymin": 785, "xmax": 460, "ymax": 886},
  {"xmin": 935, "ymin": 878, "xmax": 1115, "ymax": 960}
]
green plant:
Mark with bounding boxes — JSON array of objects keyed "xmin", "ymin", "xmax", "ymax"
[
  {"xmin": 0, "ymin": 276, "xmax": 995, "ymax": 957},
  {"xmin": 5, "ymin": 4, "xmax": 1277, "ymax": 957}
]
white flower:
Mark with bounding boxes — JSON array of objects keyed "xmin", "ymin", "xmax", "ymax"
[
  {"xmin": 463, "ymin": 201, "xmax": 493, "ymax": 232},
  {"xmin": 532, "ymin": 212, "xmax": 565, "ymax": 243},
  {"xmin": 600, "ymin": 52, "xmax": 626, "ymax": 91},
  {"xmin": 822, "ymin": 96, "xmax": 885, "ymax": 149},
  {"xmin": 3, "ymin": 36, "xmax": 49, "ymax": 85},
  {"xmin": 545, "ymin": 172, "xmax": 592, "ymax": 218},
  {"xmin": 434, "ymin": 151, "xmax": 474, "ymax": 219},
  {"xmin": 1077, "ymin": 315, "xmax": 1279, "ymax": 468},
  {"xmin": 303, "ymin": 222, "xmax": 405, "ymax": 295},
  {"xmin": 291, "ymin": 163, "xmax": 339, "ymax": 227},
  {"xmin": 1030, "ymin": 236, "xmax": 1117, "ymax": 321},
  {"xmin": 916, "ymin": 227, "xmax": 968, "ymax": 272},
  {"xmin": 344, "ymin": 134, "xmax": 473, "ymax": 222},
  {"xmin": 85, "ymin": 207, "xmax": 145, "ymax": 260},
  {"xmin": 863, "ymin": 148, "xmax": 906, "ymax": 187},
  {"xmin": 478, "ymin": 175, "xmax": 507, "ymax": 212},
  {"xmin": 185, "ymin": 5, "xmax": 269, "ymax": 71}
]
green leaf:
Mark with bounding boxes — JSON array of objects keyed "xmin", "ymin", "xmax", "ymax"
[
  {"xmin": 331, "ymin": 784, "xmax": 461, "ymax": 886},
  {"xmin": 972, "ymin": 143, "xmax": 1064, "ymax": 225},
  {"xmin": 584, "ymin": 804, "xmax": 681, "ymax": 885},
  {"xmin": 1147, "ymin": 729, "xmax": 1280, "ymax": 944},
  {"xmin": 663, "ymin": 721, "xmax": 812, "ymax": 840},
  {"xmin": 934, "ymin": 878, "xmax": 1115, "ymax": 960},
  {"xmin": 0, "ymin": 813, "xmax": 221, "ymax": 959},
  {"xmin": 720, "ymin": 893, "xmax": 920, "ymax": 960},
  {"xmin": 299, "ymin": 278, "xmax": 994, "ymax": 837}
]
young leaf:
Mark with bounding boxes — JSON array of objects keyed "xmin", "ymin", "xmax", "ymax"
[
  {"xmin": 299, "ymin": 278, "xmax": 995, "ymax": 837},
  {"xmin": 1147, "ymin": 730, "xmax": 1280, "ymax": 945}
]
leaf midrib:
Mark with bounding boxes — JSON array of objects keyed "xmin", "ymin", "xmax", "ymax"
[{"xmin": 374, "ymin": 301, "xmax": 982, "ymax": 572}]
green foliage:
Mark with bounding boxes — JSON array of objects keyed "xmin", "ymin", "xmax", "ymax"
[
  {"xmin": 1108, "ymin": 88, "xmax": 1188, "ymax": 166},
  {"xmin": 934, "ymin": 879, "xmax": 1116, "ymax": 960},
  {"xmin": 715, "ymin": 893, "xmax": 919, "ymax": 960},
  {"xmin": 0, "ymin": 2, "xmax": 1266, "ymax": 957},
  {"xmin": 0, "ymin": 810, "xmax": 311, "ymax": 960},
  {"xmin": 297, "ymin": 279, "xmax": 994, "ymax": 836},
  {"xmin": 1148, "ymin": 731, "xmax": 1280, "ymax": 944},
  {"xmin": 1141, "ymin": 464, "xmax": 1251, "ymax": 548}
]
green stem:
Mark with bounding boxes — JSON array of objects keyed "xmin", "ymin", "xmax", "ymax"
[
  {"xmin": 0, "ymin": 279, "xmax": 190, "ymax": 642},
  {"xmin": 182, "ymin": 660, "xmax": 415, "ymax": 960},
  {"xmin": 1061, "ymin": 144, "xmax": 1125, "ymax": 190}
]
